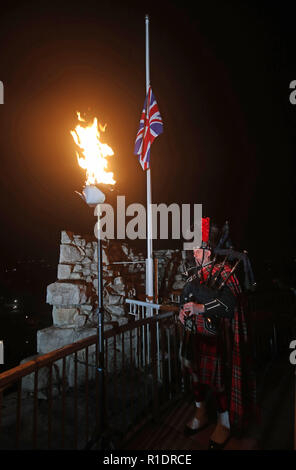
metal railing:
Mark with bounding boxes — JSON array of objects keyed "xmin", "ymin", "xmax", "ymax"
[
  {"xmin": 125, "ymin": 298, "xmax": 177, "ymax": 381},
  {"xmin": 1, "ymin": 290, "xmax": 294, "ymax": 450},
  {"xmin": 125, "ymin": 298, "xmax": 160, "ymax": 319},
  {"xmin": 0, "ymin": 307, "xmax": 183, "ymax": 450}
]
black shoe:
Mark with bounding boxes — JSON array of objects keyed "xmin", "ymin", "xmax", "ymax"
[
  {"xmin": 184, "ymin": 421, "xmax": 209, "ymax": 436},
  {"xmin": 208, "ymin": 435, "xmax": 231, "ymax": 450}
]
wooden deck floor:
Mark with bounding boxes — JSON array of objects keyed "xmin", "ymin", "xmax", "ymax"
[
  {"xmin": 121, "ymin": 356, "xmax": 294, "ymax": 451},
  {"xmin": 122, "ymin": 398, "xmax": 258, "ymax": 451}
]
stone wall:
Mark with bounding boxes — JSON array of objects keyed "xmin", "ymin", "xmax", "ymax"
[
  {"xmin": 21, "ymin": 231, "xmax": 187, "ymax": 395},
  {"xmin": 46, "ymin": 230, "xmax": 141, "ymax": 329},
  {"xmin": 45, "ymin": 230, "xmax": 186, "ymax": 331}
]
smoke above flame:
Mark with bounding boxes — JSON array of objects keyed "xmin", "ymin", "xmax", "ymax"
[{"xmin": 70, "ymin": 112, "xmax": 115, "ymax": 186}]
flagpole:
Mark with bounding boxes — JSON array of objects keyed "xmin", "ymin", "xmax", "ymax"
[{"xmin": 145, "ymin": 13, "xmax": 154, "ymax": 303}]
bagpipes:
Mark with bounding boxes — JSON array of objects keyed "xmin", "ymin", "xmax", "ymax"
[
  {"xmin": 181, "ymin": 221, "xmax": 256, "ymax": 292},
  {"xmin": 179, "ymin": 221, "xmax": 256, "ymax": 350}
]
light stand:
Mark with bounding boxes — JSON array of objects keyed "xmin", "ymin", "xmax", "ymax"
[{"xmin": 80, "ymin": 185, "xmax": 115, "ymax": 450}]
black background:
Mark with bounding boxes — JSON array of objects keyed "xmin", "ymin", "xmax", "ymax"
[{"xmin": 0, "ymin": 0, "xmax": 294, "ymax": 283}]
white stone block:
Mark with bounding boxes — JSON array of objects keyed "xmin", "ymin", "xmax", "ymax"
[
  {"xmin": 105, "ymin": 304, "xmax": 125, "ymax": 317},
  {"xmin": 101, "ymin": 248, "xmax": 109, "ymax": 265},
  {"xmin": 52, "ymin": 307, "xmax": 78, "ymax": 326},
  {"xmin": 70, "ymin": 272, "xmax": 83, "ymax": 280},
  {"xmin": 110, "ymin": 284, "xmax": 125, "ymax": 295},
  {"xmin": 74, "ymin": 238, "xmax": 86, "ymax": 248},
  {"xmin": 36, "ymin": 325, "xmax": 98, "ymax": 388},
  {"xmin": 73, "ymin": 312, "xmax": 87, "ymax": 328},
  {"xmin": 85, "ymin": 248, "xmax": 93, "ymax": 258},
  {"xmin": 20, "ymin": 354, "xmax": 59, "ymax": 398},
  {"xmin": 82, "ymin": 267, "xmax": 91, "ymax": 276},
  {"xmin": 91, "ymin": 263, "xmax": 98, "ymax": 273},
  {"xmin": 114, "ymin": 276, "xmax": 124, "ymax": 285},
  {"xmin": 57, "ymin": 264, "xmax": 72, "ymax": 280},
  {"xmin": 72, "ymin": 326, "xmax": 97, "ymax": 342},
  {"xmin": 107, "ymin": 294, "xmax": 122, "ymax": 305},
  {"xmin": 59, "ymin": 245, "xmax": 84, "ymax": 264},
  {"xmin": 80, "ymin": 305, "xmax": 93, "ymax": 313},
  {"xmin": 37, "ymin": 326, "xmax": 76, "ymax": 354},
  {"xmin": 61, "ymin": 230, "xmax": 73, "ymax": 244},
  {"xmin": 46, "ymin": 282, "xmax": 89, "ymax": 306},
  {"xmin": 73, "ymin": 264, "xmax": 83, "ymax": 273},
  {"xmin": 115, "ymin": 317, "xmax": 129, "ymax": 327}
]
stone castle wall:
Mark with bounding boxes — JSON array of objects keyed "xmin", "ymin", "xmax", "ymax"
[
  {"xmin": 45, "ymin": 230, "xmax": 186, "ymax": 331},
  {"xmin": 20, "ymin": 231, "xmax": 186, "ymax": 395}
]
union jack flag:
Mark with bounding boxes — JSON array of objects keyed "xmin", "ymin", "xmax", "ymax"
[{"xmin": 134, "ymin": 86, "xmax": 163, "ymax": 170}]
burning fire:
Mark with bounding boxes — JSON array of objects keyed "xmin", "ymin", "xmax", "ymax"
[{"xmin": 70, "ymin": 112, "xmax": 115, "ymax": 186}]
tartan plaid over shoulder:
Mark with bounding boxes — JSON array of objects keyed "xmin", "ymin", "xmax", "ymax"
[{"xmin": 181, "ymin": 262, "xmax": 257, "ymax": 432}]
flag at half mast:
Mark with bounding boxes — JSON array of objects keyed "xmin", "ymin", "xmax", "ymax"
[{"xmin": 134, "ymin": 86, "xmax": 163, "ymax": 170}]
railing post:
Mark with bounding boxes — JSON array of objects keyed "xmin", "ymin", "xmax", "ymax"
[
  {"xmin": 154, "ymin": 257, "xmax": 158, "ymax": 304},
  {"xmin": 150, "ymin": 320, "xmax": 159, "ymax": 421},
  {"xmin": 62, "ymin": 357, "xmax": 66, "ymax": 449},
  {"xmin": 156, "ymin": 320, "xmax": 161, "ymax": 381},
  {"xmin": 16, "ymin": 379, "xmax": 22, "ymax": 449},
  {"xmin": 0, "ymin": 388, "xmax": 2, "ymax": 446},
  {"xmin": 167, "ymin": 327, "xmax": 172, "ymax": 399},
  {"xmin": 33, "ymin": 369, "xmax": 38, "ymax": 448},
  {"xmin": 48, "ymin": 365, "xmax": 53, "ymax": 450}
]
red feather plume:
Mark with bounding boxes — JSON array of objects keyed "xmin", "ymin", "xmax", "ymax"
[{"xmin": 202, "ymin": 217, "xmax": 210, "ymax": 244}]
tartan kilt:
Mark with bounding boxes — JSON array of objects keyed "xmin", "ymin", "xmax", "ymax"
[{"xmin": 186, "ymin": 333, "xmax": 227, "ymax": 393}]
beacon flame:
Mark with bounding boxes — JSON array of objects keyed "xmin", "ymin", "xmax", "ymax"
[{"xmin": 70, "ymin": 112, "xmax": 115, "ymax": 186}]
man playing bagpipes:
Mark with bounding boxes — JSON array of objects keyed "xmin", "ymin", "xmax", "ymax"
[{"xmin": 179, "ymin": 217, "xmax": 257, "ymax": 450}]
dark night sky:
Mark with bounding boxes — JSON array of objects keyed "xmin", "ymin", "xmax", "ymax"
[{"xmin": 0, "ymin": 1, "xmax": 294, "ymax": 280}]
